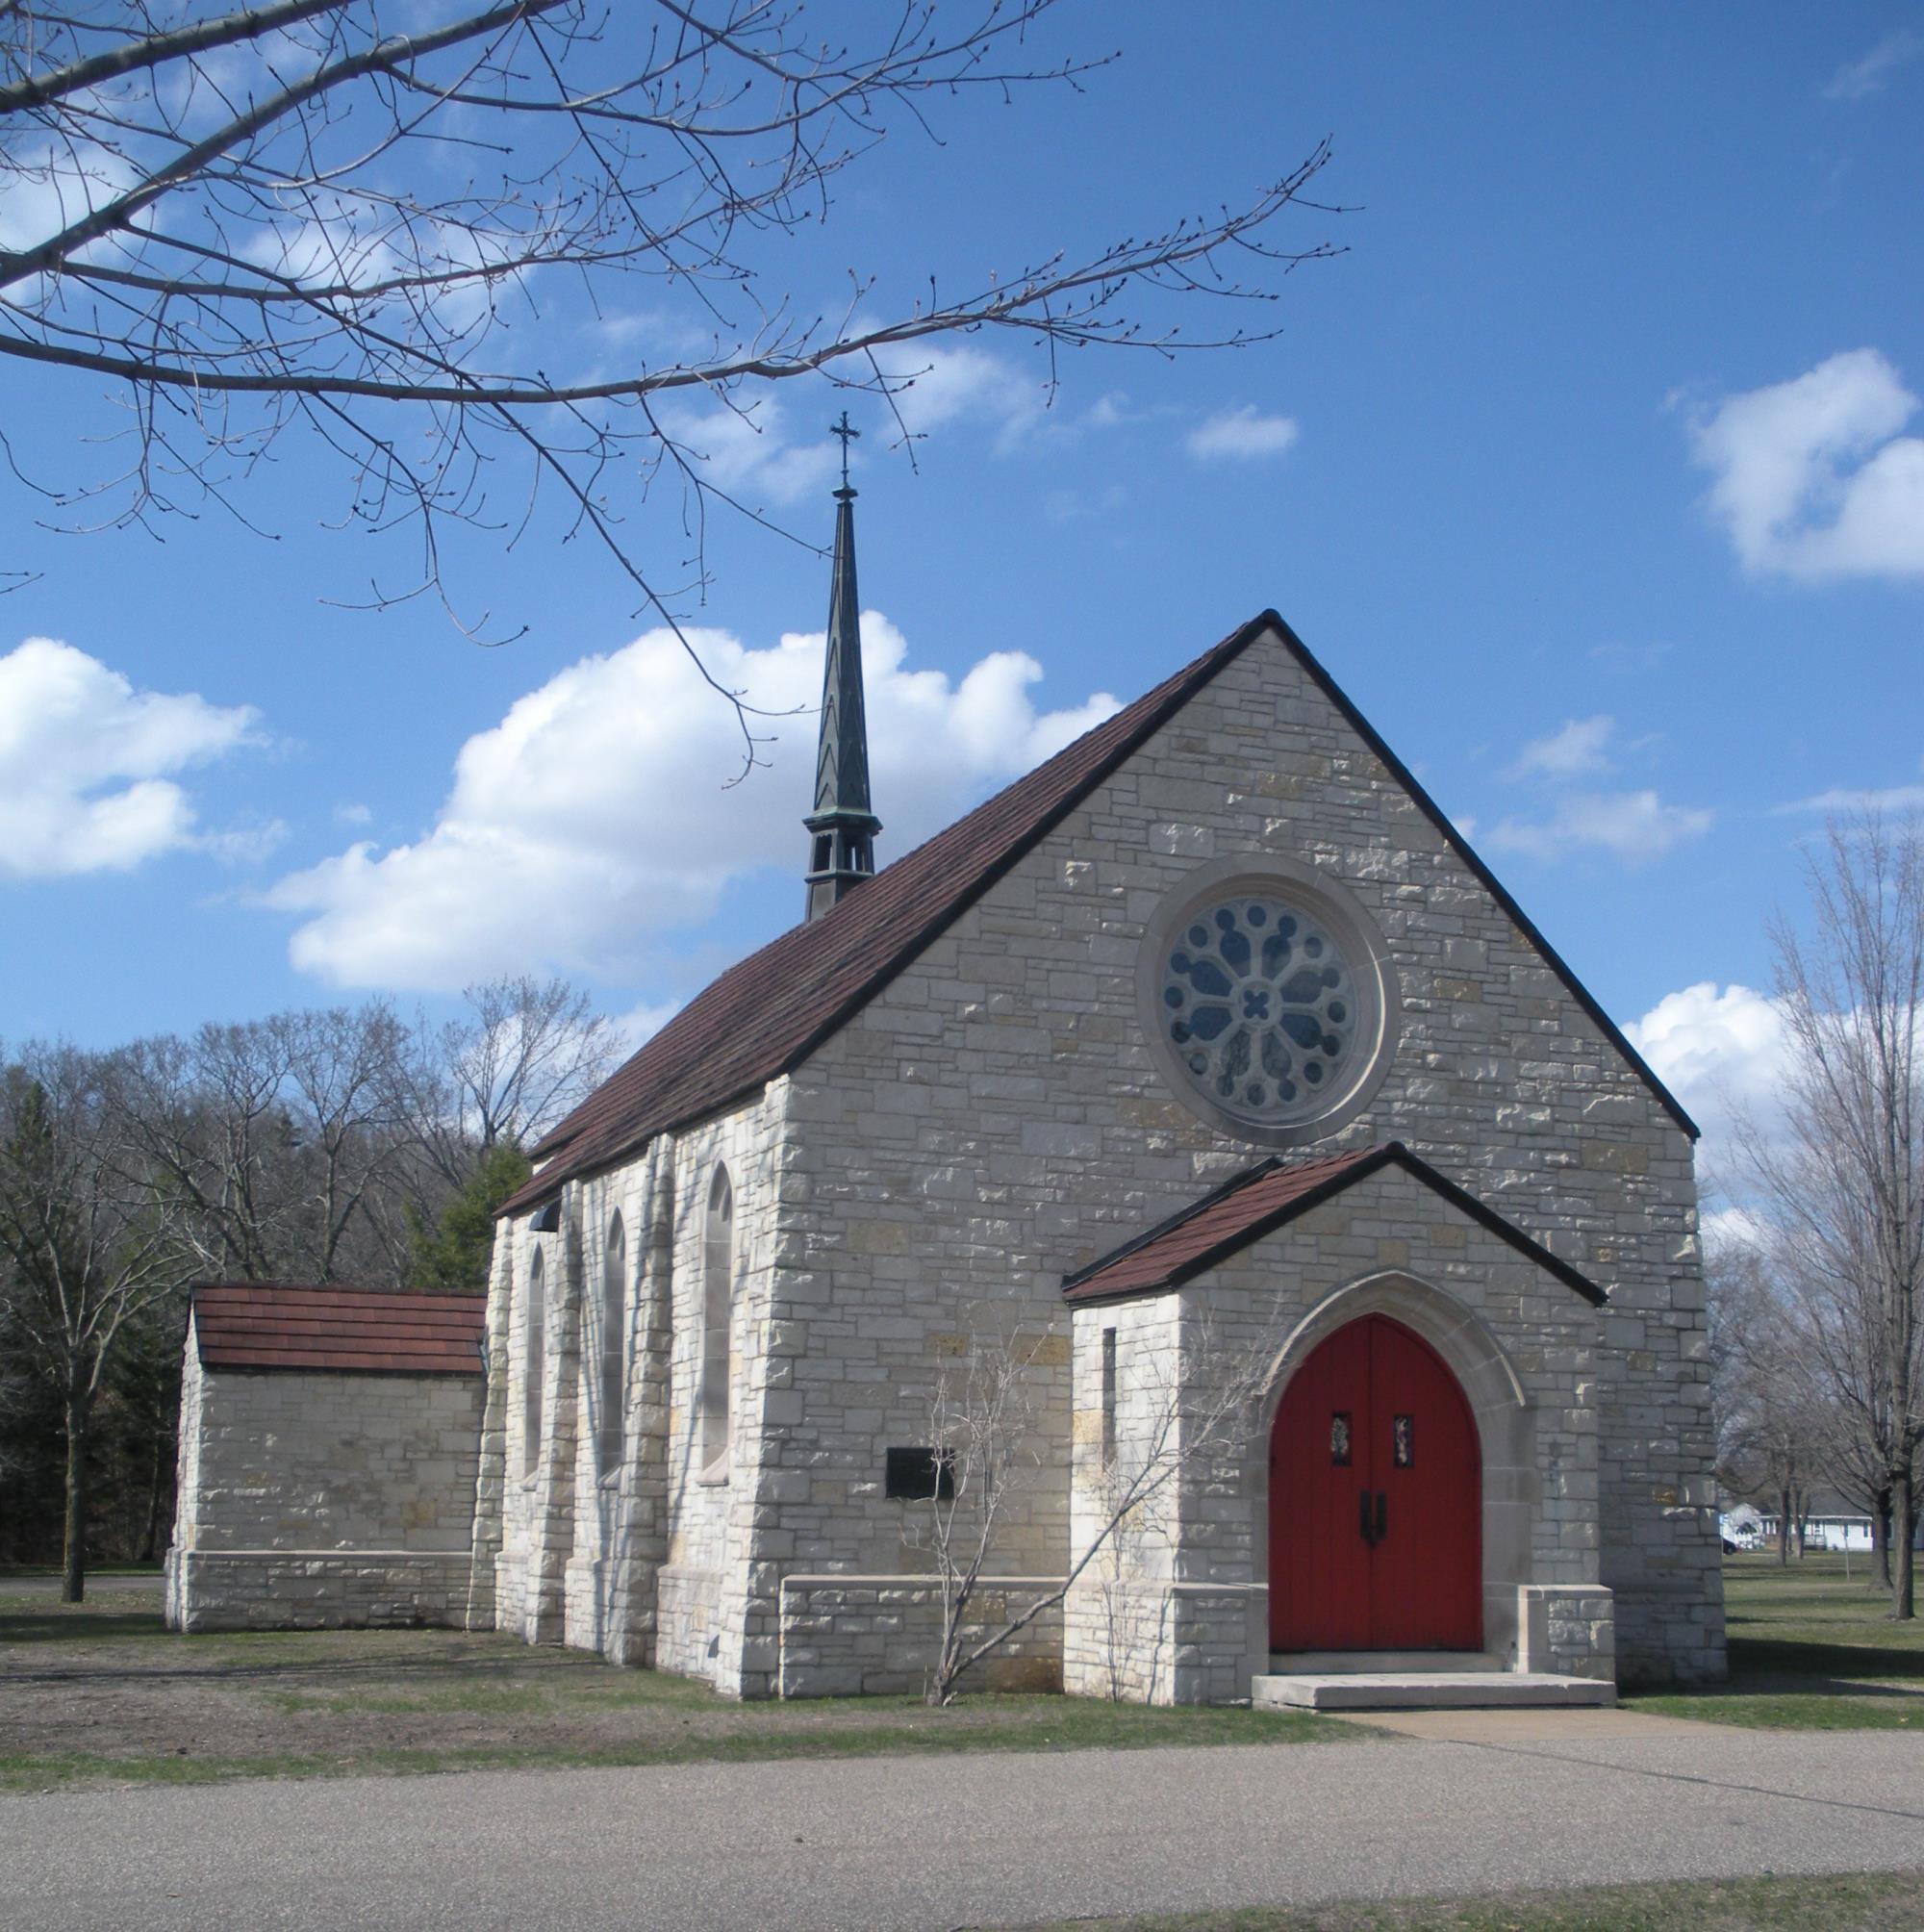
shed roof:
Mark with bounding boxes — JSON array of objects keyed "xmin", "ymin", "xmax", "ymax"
[
  {"xmin": 190, "ymin": 1284, "xmax": 487, "ymax": 1376},
  {"xmin": 1061, "ymin": 1142, "xmax": 1608, "ymax": 1307},
  {"xmin": 502, "ymin": 610, "xmax": 1695, "ymax": 1218}
]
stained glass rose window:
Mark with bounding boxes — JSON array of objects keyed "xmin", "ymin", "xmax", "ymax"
[{"xmin": 1158, "ymin": 895, "xmax": 1357, "ymax": 1125}]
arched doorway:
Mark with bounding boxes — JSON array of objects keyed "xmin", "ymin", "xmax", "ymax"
[{"xmin": 1269, "ymin": 1313, "xmax": 1481, "ymax": 1652}]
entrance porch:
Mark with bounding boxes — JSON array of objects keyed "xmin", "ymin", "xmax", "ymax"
[{"xmin": 1062, "ymin": 1145, "xmax": 1620, "ymax": 1705}]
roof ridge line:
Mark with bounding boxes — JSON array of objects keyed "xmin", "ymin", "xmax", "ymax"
[
  {"xmin": 1262, "ymin": 617, "xmax": 1697, "ymax": 1141},
  {"xmin": 1065, "ymin": 1140, "xmax": 1606, "ymax": 1309}
]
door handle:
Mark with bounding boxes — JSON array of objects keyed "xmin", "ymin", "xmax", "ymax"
[
  {"xmin": 1376, "ymin": 1490, "xmax": 1388, "ymax": 1543},
  {"xmin": 1358, "ymin": 1488, "xmax": 1375, "ymax": 1547}
]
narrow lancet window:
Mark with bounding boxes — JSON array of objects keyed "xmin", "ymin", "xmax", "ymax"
[
  {"xmin": 699, "ymin": 1167, "xmax": 734, "ymax": 1475},
  {"xmin": 523, "ymin": 1247, "xmax": 545, "ymax": 1478},
  {"xmin": 1101, "ymin": 1327, "xmax": 1118, "ymax": 1466},
  {"xmin": 600, "ymin": 1211, "xmax": 626, "ymax": 1474}
]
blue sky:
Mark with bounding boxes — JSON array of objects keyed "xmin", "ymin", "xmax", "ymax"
[{"xmin": 3, "ymin": 5, "xmax": 1921, "ymax": 1186}]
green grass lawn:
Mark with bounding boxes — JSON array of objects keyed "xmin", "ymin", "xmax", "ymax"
[
  {"xmin": 1625, "ymin": 1550, "xmax": 1924, "ymax": 1730},
  {"xmin": 0, "ymin": 1587, "xmax": 1352, "ymax": 1793},
  {"xmin": 1017, "ymin": 1868, "xmax": 1924, "ymax": 1931}
]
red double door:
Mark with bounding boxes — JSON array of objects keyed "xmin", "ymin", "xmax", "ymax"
[{"xmin": 1269, "ymin": 1314, "xmax": 1482, "ymax": 1652}]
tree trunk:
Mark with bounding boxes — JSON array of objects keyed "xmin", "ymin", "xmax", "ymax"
[
  {"xmin": 139, "ymin": 1423, "xmax": 166, "ymax": 1565},
  {"xmin": 1778, "ymin": 1484, "xmax": 1793, "ymax": 1564},
  {"xmin": 62, "ymin": 1385, "xmax": 89, "ymax": 1605},
  {"xmin": 1874, "ymin": 1486, "xmax": 1893, "ymax": 1590},
  {"xmin": 1894, "ymin": 1470, "xmax": 1916, "ymax": 1622}
]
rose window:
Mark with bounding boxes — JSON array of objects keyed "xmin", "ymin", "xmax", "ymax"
[{"xmin": 1158, "ymin": 896, "xmax": 1358, "ymax": 1125}]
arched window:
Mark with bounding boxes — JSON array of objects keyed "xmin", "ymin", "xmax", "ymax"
[
  {"xmin": 699, "ymin": 1166, "xmax": 734, "ymax": 1475},
  {"xmin": 600, "ymin": 1210, "xmax": 627, "ymax": 1473},
  {"xmin": 523, "ymin": 1247, "xmax": 545, "ymax": 1478}
]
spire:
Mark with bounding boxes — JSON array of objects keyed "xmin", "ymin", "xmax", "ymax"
[{"xmin": 803, "ymin": 413, "xmax": 882, "ymax": 920}]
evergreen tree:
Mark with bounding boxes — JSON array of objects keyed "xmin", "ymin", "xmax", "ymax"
[{"xmin": 406, "ymin": 1143, "xmax": 531, "ymax": 1294}]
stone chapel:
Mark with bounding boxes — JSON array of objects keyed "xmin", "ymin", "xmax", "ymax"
[{"xmin": 459, "ymin": 472, "xmax": 1728, "ymax": 1703}]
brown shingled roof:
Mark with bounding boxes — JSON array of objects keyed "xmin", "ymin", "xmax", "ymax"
[
  {"xmin": 1061, "ymin": 1142, "xmax": 1607, "ymax": 1307},
  {"xmin": 500, "ymin": 613, "xmax": 1275, "ymax": 1216},
  {"xmin": 191, "ymin": 1284, "xmax": 487, "ymax": 1376},
  {"xmin": 502, "ymin": 610, "xmax": 1695, "ymax": 1218}
]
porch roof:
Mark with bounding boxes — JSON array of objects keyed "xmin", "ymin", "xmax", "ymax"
[{"xmin": 1060, "ymin": 1142, "xmax": 1608, "ymax": 1307}]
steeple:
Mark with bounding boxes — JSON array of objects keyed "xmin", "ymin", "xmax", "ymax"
[{"xmin": 803, "ymin": 414, "xmax": 882, "ymax": 920}]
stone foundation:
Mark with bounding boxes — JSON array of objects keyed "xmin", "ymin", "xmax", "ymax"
[
  {"xmin": 165, "ymin": 1550, "xmax": 472, "ymax": 1632},
  {"xmin": 1518, "ymin": 1583, "xmax": 1616, "ymax": 1681},
  {"xmin": 777, "ymin": 1575, "xmax": 1065, "ymax": 1699}
]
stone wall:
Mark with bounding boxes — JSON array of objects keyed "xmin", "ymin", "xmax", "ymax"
[
  {"xmin": 1519, "ymin": 1583, "xmax": 1617, "ymax": 1680},
  {"xmin": 166, "ymin": 1336, "xmax": 482, "ymax": 1634},
  {"xmin": 482, "ymin": 1084, "xmax": 791, "ymax": 1694},
  {"xmin": 777, "ymin": 1576, "xmax": 1064, "ymax": 1698},
  {"xmin": 167, "ymin": 1551, "xmax": 473, "ymax": 1632}
]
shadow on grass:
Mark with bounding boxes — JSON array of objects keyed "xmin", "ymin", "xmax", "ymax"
[
  {"xmin": 0, "ymin": 1608, "xmax": 166, "ymax": 1646},
  {"xmin": 1729, "ymin": 1636, "xmax": 1924, "ymax": 1684}
]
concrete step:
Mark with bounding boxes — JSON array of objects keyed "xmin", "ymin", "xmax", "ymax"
[
  {"xmin": 1269, "ymin": 1650, "xmax": 1499, "ymax": 1674},
  {"xmin": 1253, "ymin": 1671, "xmax": 1617, "ymax": 1712}
]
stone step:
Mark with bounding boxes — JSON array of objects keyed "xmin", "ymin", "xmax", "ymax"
[
  {"xmin": 1253, "ymin": 1671, "xmax": 1617, "ymax": 1712},
  {"xmin": 1269, "ymin": 1650, "xmax": 1500, "ymax": 1674}
]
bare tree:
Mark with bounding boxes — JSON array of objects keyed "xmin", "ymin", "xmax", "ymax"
[
  {"xmin": 106, "ymin": 1001, "xmax": 414, "ymax": 1284},
  {"xmin": 1741, "ymin": 813, "xmax": 1923, "ymax": 1615},
  {"xmin": 399, "ymin": 974, "xmax": 620, "ymax": 1190},
  {"xmin": 1707, "ymin": 1242, "xmax": 1827, "ymax": 1563},
  {"xmin": 0, "ymin": 2, "xmax": 1339, "ymax": 743},
  {"xmin": 908, "ymin": 1308, "xmax": 1269, "ymax": 1706},
  {"xmin": 385, "ymin": 974, "xmax": 619, "ymax": 1286},
  {"xmin": 0, "ymin": 1043, "xmax": 187, "ymax": 1601}
]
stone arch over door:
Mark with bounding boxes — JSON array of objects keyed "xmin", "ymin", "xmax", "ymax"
[{"xmin": 1252, "ymin": 1271, "xmax": 1536, "ymax": 1665}]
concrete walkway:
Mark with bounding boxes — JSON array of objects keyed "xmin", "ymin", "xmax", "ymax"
[{"xmin": 2, "ymin": 1715, "xmax": 1921, "ymax": 1931}]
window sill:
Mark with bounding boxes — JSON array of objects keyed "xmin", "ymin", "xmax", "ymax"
[{"xmin": 695, "ymin": 1463, "xmax": 730, "ymax": 1488}]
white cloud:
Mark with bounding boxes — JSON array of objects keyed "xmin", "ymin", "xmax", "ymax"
[
  {"xmin": 873, "ymin": 343, "xmax": 1045, "ymax": 446},
  {"xmin": 654, "ymin": 394, "xmax": 838, "ymax": 507},
  {"xmin": 656, "ymin": 343, "xmax": 1062, "ymax": 503},
  {"xmin": 1485, "ymin": 790, "xmax": 1712, "ymax": 865},
  {"xmin": 1185, "ymin": 405, "xmax": 1300, "ymax": 463},
  {"xmin": 1701, "ymin": 1204, "xmax": 1768, "ymax": 1256},
  {"xmin": 1687, "ymin": 348, "xmax": 1924, "ymax": 579},
  {"xmin": 0, "ymin": 140, "xmax": 140, "ymax": 303},
  {"xmin": 201, "ymin": 818, "xmax": 290, "ymax": 867},
  {"xmin": 1626, "ymin": 981, "xmax": 1785, "ymax": 1109},
  {"xmin": 0, "ymin": 638, "xmax": 260, "ymax": 879},
  {"xmin": 1507, "ymin": 715, "xmax": 1615, "ymax": 781},
  {"xmin": 1774, "ymin": 755, "xmax": 1924, "ymax": 815},
  {"xmin": 267, "ymin": 615, "xmax": 1121, "ymax": 989},
  {"xmin": 611, "ymin": 998, "xmax": 682, "ymax": 1051},
  {"xmin": 1823, "ymin": 28, "xmax": 1924, "ymax": 101},
  {"xmin": 1587, "ymin": 640, "xmax": 1673, "ymax": 673},
  {"xmin": 1625, "ymin": 981, "xmax": 1789, "ymax": 1184}
]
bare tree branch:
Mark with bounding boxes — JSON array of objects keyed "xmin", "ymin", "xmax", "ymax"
[{"xmin": 0, "ymin": 2, "xmax": 1344, "ymax": 769}]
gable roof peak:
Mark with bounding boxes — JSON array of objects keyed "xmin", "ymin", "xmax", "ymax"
[
  {"xmin": 501, "ymin": 608, "xmax": 1693, "ymax": 1219},
  {"xmin": 1062, "ymin": 1142, "xmax": 1608, "ymax": 1307}
]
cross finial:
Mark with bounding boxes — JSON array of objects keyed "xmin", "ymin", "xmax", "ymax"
[{"xmin": 830, "ymin": 410, "xmax": 860, "ymax": 491}]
